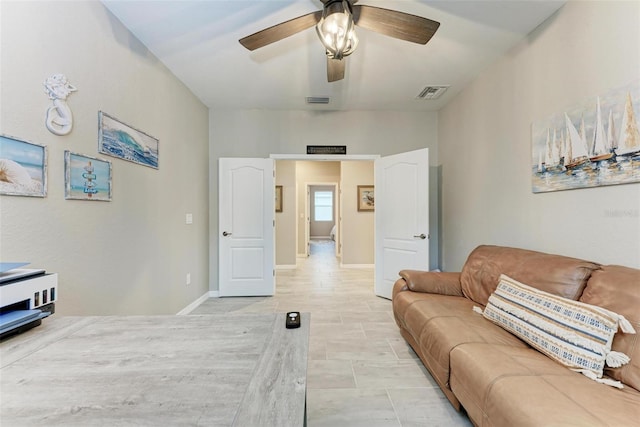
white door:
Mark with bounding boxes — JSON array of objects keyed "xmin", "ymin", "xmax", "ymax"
[
  {"xmin": 219, "ymin": 158, "xmax": 275, "ymax": 296},
  {"xmin": 375, "ymin": 148, "xmax": 429, "ymax": 299}
]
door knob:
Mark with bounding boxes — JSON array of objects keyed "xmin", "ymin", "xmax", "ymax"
[
  {"xmin": 413, "ymin": 233, "xmax": 427, "ymax": 240},
  {"xmin": 222, "ymin": 231, "xmax": 232, "ymax": 237}
]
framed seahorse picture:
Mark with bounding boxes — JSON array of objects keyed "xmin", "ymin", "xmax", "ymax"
[{"xmin": 64, "ymin": 151, "xmax": 112, "ymax": 201}]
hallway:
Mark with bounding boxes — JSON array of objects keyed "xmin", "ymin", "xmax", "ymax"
[
  {"xmin": 192, "ymin": 245, "xmax": 470, "ymax": 426},
  {"xmin": 308, "ymin": 238, "xmax": 335, "ymax": 257}
]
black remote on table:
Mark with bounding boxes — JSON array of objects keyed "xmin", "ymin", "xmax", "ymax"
[{"xmin": 286, "ymin": 312, "xmax": 301, "ymax": 329}]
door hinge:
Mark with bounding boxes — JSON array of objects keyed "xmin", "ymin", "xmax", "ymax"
[{"xmin": 273, "ymin": 269, "xmax": 275, "ymax": 277}]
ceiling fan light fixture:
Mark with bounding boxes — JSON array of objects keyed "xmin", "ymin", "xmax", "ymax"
[{"xmin": 316, "ymin": 0, "xmax": 358, "ymax": 60}]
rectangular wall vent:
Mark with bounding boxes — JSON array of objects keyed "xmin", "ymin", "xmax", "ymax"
[
  {"xmin": 416, "ymin": 86, "xmax": 449, "ymax": 100},
  {"xmin": 306, "ymin": 97, "xmax": 330, "ymax": 104}
]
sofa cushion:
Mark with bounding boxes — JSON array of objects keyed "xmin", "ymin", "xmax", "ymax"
[
  {"xmin": 450, "ymin": 343, "xmax": 640, "ymax": 427},
  {"xmin": 483, "ymin": 274, "xmax": 635, "ymax": 386},
  {"xmin": 460, "ymin": 245, "xmax": 600, "ymax": 306},
  {"xmin": 393, "ymin": 292, "xmax": 528, "ymax": 394},
  {"xmin": 580, "ymin": 265, "xmax": 640, "ymax": 392},
  {"xmin": 450, "ymin": 343, "xmax": 582, "ymax": 426}
]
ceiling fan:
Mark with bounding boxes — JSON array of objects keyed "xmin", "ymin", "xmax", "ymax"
[{"xmin": 239, "ymin": 0, "xmax": 440, "ymax": 82}]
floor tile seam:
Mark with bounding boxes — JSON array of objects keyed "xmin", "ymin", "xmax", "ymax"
[
  {"xmin": 349, "ymin": 359, "xmax": 359, "ymax": 389},
  {"xmin": 351, "ymin": 358, "xmax": 434, "ymax": 368},
  {"xmin": 314, "ymin": 340, "xmax": 328, "ymax": 360},
  {"xmin": 384, "ymin": 388, "xmax": 404, "ymax": 427},
  {"xmin": 1, "ymin": 317, "xmax": 100, "ymax": 369},
  {"xmin": 388, "ymin": 338, "xmax": 401, "ymax": 360},
  {"xmin": 323, "ymin": 337, "xmax": 400, "ymax": 347}
]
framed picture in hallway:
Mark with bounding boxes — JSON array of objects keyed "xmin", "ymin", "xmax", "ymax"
[
  {"xmin": 357, "ymin": 185, "xmax": 374, "ymax": 211},
  {"xmin": 275, "ymin": 185, "xmax": 283, "ymax": 212}
]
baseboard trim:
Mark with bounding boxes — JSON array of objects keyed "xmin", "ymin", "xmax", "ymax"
[
  {"xmin": 340, "ymin": 263, "xmax": 375, "ymax": 269},
  {"xmin": 176, "ymin": 291, "xmax": 218, "ymax": 315},
  {"xmin": 276, "ymin": 264, "xmax": 297, "ymax": 270}
]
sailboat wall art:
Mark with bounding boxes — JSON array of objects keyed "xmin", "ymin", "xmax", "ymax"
[{"xmin": 531, "ymin": 80, "xmax": 640, "ymax": 193}]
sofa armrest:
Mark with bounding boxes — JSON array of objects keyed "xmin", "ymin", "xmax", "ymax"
[
  {"xmin": 392, "ymin": 278, "xmax": 410, "ymax": 300},
  {"xmin": 399, "ymin": 270, "xmax": 464, "ymax": 296}
]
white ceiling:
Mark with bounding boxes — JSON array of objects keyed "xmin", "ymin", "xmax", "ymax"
[{"xmin": 102, "ymin": 0, "xmax": 565, "ymax": 112}]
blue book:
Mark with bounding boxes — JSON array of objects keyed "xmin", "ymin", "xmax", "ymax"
[
  {"xmin": 0, "ymin": 262, "xmax": 30, "ymax": 273},
  {"xmin": 0, "ymin": 310, "xmax": 47, "ymax": 333}
]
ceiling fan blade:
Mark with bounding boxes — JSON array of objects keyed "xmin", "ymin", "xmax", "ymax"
[
  {"xmin": 327, "ymin": 57, "xmax": 345, "ymax": 82},
  {"xmin": 239, "ymin": 11, "xmax": 323, "ymax": 51},
  {"xmin": 352, "ymin": 5, "xmax": 440, "ymax": 45}
]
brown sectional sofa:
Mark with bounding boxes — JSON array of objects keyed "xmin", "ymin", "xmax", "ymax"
[{"xmin": 392, "ymin": 245, "xmax": 640, "ymax": 426}]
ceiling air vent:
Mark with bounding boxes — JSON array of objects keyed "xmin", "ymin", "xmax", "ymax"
[
  {"xmin": 416, "ymin": 86, "xmax": 449, "ymax": 100},
  {"xmin": 306, "ymin": 96, "xmax": 330, "ymax": 104}
]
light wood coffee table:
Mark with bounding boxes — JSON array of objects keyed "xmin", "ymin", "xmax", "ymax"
[
  {"xmin": 1, "ymin": 312, "xmax": 310, "ymax": 426},
  {"xmin": 232, "ymin": 312, "xmax": 309, "ymax": 426}
]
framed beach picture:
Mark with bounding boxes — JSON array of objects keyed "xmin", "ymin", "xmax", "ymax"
[
  {"xmin": 98, "ymin": 111, "xmax": 159, "ymax": 169},
  {"xmin": 64, "ymin": 151, "xmax": 112, "ymax": 201},
  {"xmin": 0, "ymin": 134, "xmax": 47, "ymax": 197},
  {"xmin": 275, "ymin": 185, "xmax": 283, "ymax": 212},
  {"xmin": 357, "ymin": 185, "xmax": 374, "ymax": 211}
]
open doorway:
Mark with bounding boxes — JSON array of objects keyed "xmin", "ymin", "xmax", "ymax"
[
  {"xmin": 307, "ymin": 184, "xmax": 338, "ymax": 259},
  {"xmin": 219, "ymin": 150, "xmax": 432, "ymax": 298},
  {"xmin": 274, "ymin": 159, "xmax": 376, "ymax": 269}
]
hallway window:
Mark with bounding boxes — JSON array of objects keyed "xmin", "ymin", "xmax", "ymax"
[{"xmin": 314, "ymin": 191, "xmax": 333, "ymax": 221}]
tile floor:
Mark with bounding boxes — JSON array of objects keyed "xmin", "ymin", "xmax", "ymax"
[{"xmin": 192, "ymin": 240, "xmax": 472, "ymax": 427}]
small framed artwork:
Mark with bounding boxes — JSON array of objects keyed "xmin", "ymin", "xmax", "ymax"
[
  {"xmin": 275, "ymin": 185, "xmax": 283, "ymax": 212},
  {"xmin": 357, "ymin": 185, "xmax": 374, "ymax": 211},
  {"xmin": 98, "ymin": 111, "xmax": 159, "ymax": 169},
  {"xmin": 64, "ymin": 151, "xmax": 112, "ymax": 201},
  {"xmin": 0, "ymin": 134, "xmax": 47, "ymax": 197}
]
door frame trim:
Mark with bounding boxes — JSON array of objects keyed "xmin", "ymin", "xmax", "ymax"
[
  {"xmin": 271, "ymin": 154, "xmax": 379, "ymax": 161},
  {"xmin": 274, "ymin": 154, "xmax": 380, "ymax": 261}
]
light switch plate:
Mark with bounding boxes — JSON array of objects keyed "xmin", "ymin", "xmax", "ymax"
[{"xmin": 186, "ymin": 213, "xmax": 193, "ymax": 224}]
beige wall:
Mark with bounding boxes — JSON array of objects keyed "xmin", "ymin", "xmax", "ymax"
[
  {"xmin": 10, "ymin": 2, "xmax": 631, "ymax": 312},
  {"xmin": 341, "ymin": 162, "xmax": 375, "ymax": 265},
  {"xmin": 0, "ymin": 1, "xmax": 210, "ymax": 315},
  {"xmin": 275, "ymin": 160, "xmax": 296, "ymax": 266},
  {"xmin": 439, "ymin": 1, "xmax": 640, "ymax": 270},
  {"xmin": 209, "ymin": 110, "xmax": 439, "ymax": 290}
]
